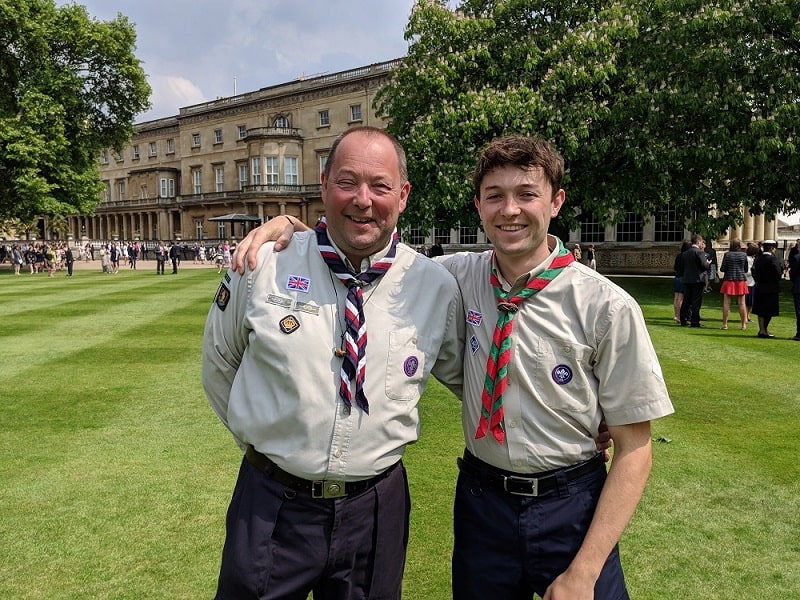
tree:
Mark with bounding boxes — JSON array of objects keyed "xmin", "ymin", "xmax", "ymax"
[
  {"xmin": 376, "ymin": 0, "xmax": 800, "ymax": 237},
  {"xmin": 0, "ymin": 0, "xmax": 150, "ymax": 224},
  {"xmin": 576, "ymin": 0, "xmax": 800, "ymax": 239},
  {"xmin": 377, "ymin": 0, "xmax": 633, "ymax": 232}
]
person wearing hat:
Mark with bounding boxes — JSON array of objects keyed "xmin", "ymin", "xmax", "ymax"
[{"xmin": 751, "ymin": 240, "xmax": 783, "ymax": 338}]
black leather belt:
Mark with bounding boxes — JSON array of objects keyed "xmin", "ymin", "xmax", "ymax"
[
  {"xmin": 457, "ymin": 450, "xmax": 604, "ymax": 497},
  {"xmin": 245, "ymin": 445, "xmax": 397, "ymax": 499}
]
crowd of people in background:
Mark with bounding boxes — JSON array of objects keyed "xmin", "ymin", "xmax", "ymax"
[
  {"xmin": 673, "ymin": 236, "xmax": 800, "ymax": 340},
  {"xmin": 3, "ymin": 241, "xmax": 73, "ymax": 277},
  {"xmin": 1, "ymin": 239, "xmax": 237, "ymax": 276}
]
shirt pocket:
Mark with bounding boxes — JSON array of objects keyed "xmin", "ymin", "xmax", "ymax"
[
  {"xmin": 384, "ymin": 327, "xmax": 427, "ymax": 402},
  {"xmin": 529, "ymin": 337, "xmax": 596, "ymax": 415}
]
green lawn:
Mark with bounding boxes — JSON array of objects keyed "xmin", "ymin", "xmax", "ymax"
[{"xmin": 1, "ymin": 267, "xmax": 798, "ymax": 599}]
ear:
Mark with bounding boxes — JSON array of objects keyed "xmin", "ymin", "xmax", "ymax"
[
  {"xmin": 473, "ymin": 195, "xmax": 482, "ymax": 216},
  {"xmin": 551, "ymin": 189, "xmax": 566, "ymax": 217},
  {"xmin": 398, "ymin": 180, "xmax": 411, "ymax": 213}
]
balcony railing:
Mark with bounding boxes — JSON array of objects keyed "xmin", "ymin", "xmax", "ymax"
[{"xmin": 244, "ymin": 127, "xmax": 302, "ymax": 139}]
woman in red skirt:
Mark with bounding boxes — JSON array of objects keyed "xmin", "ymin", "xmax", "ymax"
[{"xmin": 719, "ymin": 238, "xmax": 750, "ymax": 330}]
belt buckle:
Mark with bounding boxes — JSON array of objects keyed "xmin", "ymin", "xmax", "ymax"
[
  {"xmin": 312, "ymin": 480, "xmax": 347, "ymax": 499},
  {"xmin": 503, "ymin": 475, "xmax": 539, "ymax": 497}
]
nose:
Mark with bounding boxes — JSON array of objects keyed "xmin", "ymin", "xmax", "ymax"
[
  {"xmin": 499, "ymin": 195, "xmax": 520, "ymax": 217},
  {"xmin": 352, "ymin": 183, "xmax": 372, "ymax": 208}
]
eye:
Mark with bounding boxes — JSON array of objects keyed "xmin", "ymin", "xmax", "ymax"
[
  {"xmin": 335, "ymin": 179, "xmax": 357, "ymax": 190},
  {"xmin": 372, "ymin": 182, "xmax": 393, "ymax": 194}
]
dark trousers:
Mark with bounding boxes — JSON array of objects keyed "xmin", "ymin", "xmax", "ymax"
[
  {"xmin": 216, "ymin": 457, "xmax": 409, "ymax": 600},
  {"xmin": 67, "ymin": 261, "xmax": 73, "ymax": 276},
  {"xmin": 171, "ymin": 257, "xmax": 178, "ymax": 273},
  {"xmin": 680, "ymin": 282, "xmax": 705, "ymax": 325},
  {"xmin": 452, "ymin": 456, "xmax": 628, "ymax": 600},
  {"xmin": 794, "ymin": 293, "xmax": 800, "ymax": 336},
  {"xmin": 156, "ymin": 257, "xmax": 165, "ymax": 274}
]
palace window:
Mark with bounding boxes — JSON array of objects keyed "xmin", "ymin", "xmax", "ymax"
[
  {"xmin": 616, "ymin": 212, "xmax": 644, "ymax": 242},
  {"xmin": 654, "ymin": 204, "xmax": 684, "ymax": 242},
  {"xmin": 192, "ymin": 169, "xmax": 202, "ymax": 194},
  {"xmin": 265, "ymin": 156, "xmax": 279, "ymax": 186},
  {"xmin": 406, "ymin": 227, "xmax": 426, "ymax": 245},
  {"xmin": 579, "ymin": 212, "xmax": 606, "ymax": 244},
  {"xmin": 284, "ymin": 157, "xmax": 298, "ymax": 185},
  {"xmin": 459, "ymin": 225, "xmax": 478, "ymax": 244},
  {"xmin": 159, "ymin": 178, "xmax": 175, "ymax": 198}
]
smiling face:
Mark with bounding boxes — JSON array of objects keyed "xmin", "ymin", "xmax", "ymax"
[
  {"xmin": 475, "ymin": 164, "xmax": 565, "ymax": 281},
  {"xmin": 321, "ymin": 130, "xmax": 410, "ymax": 267}
]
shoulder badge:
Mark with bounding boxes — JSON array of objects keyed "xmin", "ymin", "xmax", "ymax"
[{"xmin": 215, "ymin": 283, "xmax": 231, "ymax": 311}]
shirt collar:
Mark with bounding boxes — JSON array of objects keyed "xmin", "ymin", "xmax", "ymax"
[
  {"xmin": 491, "ymin": 234, "xmax": 561, "ymax": 292},
  {"xmin": 325, "ymin": 234, "xmax": 395, "ymax": 273}
]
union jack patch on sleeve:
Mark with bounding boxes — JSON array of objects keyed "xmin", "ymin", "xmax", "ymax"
[{"xmin": 466, "ymin": 309, "xmax": 483, "ymax": 326}]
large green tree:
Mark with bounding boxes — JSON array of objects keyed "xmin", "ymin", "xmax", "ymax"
[
  {"xmin": 377, "ymin": 0, "xmax": 800, "ymax": 238},
  {"xmin": 577, "ymin": 0, "xmax": 800, "ymax": 238},
  {"xmin": 0, "ymin": 0, "xmax": 150, "ymax": 224}
]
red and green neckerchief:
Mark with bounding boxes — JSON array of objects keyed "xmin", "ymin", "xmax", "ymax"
[{"xmin": 476, "ymin": 239, "xmax": 575, "ymax": 443}]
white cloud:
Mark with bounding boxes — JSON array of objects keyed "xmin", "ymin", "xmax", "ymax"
[
  {"xmin": 143, "ymin": 75, "xmax": 207, "ymax": 119},
  {"xmin": 57, "ymin": 0, "xmax": 418, "ymax": 120}
]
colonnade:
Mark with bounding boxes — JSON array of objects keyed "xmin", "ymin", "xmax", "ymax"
[
  {"xmin": 717, "ymin": 209, "xmax": 779, "ymax": 245},
  {"xmin": 67, "ymin": 209, "xmax": 182, "ymax": 242}
]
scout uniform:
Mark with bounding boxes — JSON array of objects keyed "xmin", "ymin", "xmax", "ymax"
[
  {"xmin": 438, "ymin": 236, "xmax": 674, "ymax": 599},
  {"xmin": 202, "ymin": 230, "xmax": 464, "ymax": 598}
]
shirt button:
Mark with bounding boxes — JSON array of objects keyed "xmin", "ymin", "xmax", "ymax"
[
  {"xmin": 508, "ymin": 420, "xmax": 518, "ymax": 428},
  {"xmin": 333, "ymin": 449, "xmax": 342, "ymax": 458}
]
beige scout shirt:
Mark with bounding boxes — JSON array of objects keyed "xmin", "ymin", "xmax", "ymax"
[
  {"xmin": 438, "ymin": 237, "xmax": 674, "ymax": 473},
  {"xmin": 202, "ymin": 231, "xmax": 464, "ymax": 481}
]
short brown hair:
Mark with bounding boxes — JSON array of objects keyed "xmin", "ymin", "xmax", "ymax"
[{"xmin": 472, "ymin": 135, "xmax": 564, "ymax": 198}]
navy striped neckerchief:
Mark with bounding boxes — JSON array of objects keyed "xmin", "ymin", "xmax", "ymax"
[{"xmin": 315, "ymin": 217, "xmax": 399, "ymax": 413}]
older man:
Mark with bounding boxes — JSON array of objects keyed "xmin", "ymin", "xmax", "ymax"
[{"xmin": 202, "ymin": 126, "xmax": 464, "ymax": 599}]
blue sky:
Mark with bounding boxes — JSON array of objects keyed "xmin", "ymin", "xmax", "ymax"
[{"xmin": 57, "ymin": 0, "xmax": 427, "ymax": 121}]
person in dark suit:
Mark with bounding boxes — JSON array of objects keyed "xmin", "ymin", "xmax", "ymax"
[
  {"xmin": 789, "ymin": 248, "xmax": 800, "ymax": 341},
  {"xmin": 64, "ymin": 245, "xmax": 75, "ymax": 276},
  {"xmin": 751, "ymin": 240, "xmax": 784, "ymax": 338},
  {"xmin": 679, "ymin": 233, "xmax": 711, "ymax": 327},
  {"xmin": 168, "ymin": 241, "xmax": 180, "ymax": 274}
]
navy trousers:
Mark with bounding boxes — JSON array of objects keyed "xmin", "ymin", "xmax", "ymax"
[
  {"xmin": 452, "ymin": 457, "xmax": 629, "ymax": 600},
  {"xmin": 680, "ymin": 282, "xmax": 705, "ymax": 325},
  {"xmin": 215, "ymin": 457, "xmax": 409, "ymax": 600}
]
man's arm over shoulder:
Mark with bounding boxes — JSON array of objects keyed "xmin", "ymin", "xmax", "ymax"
[{"xmin": 428, "ymin": 259, "xmax": 465, "ymax": 400}]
